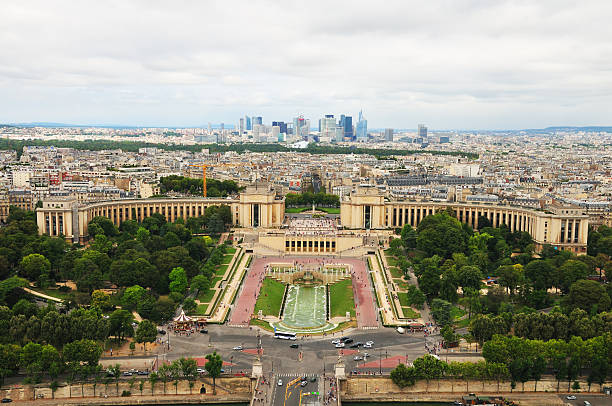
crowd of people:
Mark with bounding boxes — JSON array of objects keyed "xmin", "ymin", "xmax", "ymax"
[{"xmin": 287, "ymin": 218, "xmax": 337, "ymax": 236}]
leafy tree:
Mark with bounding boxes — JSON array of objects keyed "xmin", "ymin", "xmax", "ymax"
[
  {"xmin": 413, "ymin": 354, "xmax": 446, "ymax": 390},
  {"xmin": 205, "ymin": 351, "xmax": 223, "ymax": 394},
  {"xmin": 496, "ymin": 264, "xmax": 523, "ymax": 296},
  {"xmin": 149, "ymin": 371, "xmax": 159, "ymax": 395},
  {"xmin": 416, "ymin": 212, "xmax": 468, "ymax": 258},
  {"xmin": 183, "ymin": 298, "xmax": 197, "ymax": 314},
  {"xmin": 169, "ymin": 267, "xmax": 188, "ymax": 294},
  {"xmin": 430, "ymin": 299, "xmax": 452, "ymax": 327},
  {"xmin": 563, "ymin": 279, "xmax": 611, "ymax": 313},
  {"xmin": 88, "ymin": 216, "xmax": 119, "ymax": 237},
  {"xmin": 457, "ymin": 265, "xmax": 483, "ymax": 291},
  {"xmin": 558, "ymin": 260, "xmax": 590, "ymax": 293},
  {"xmin": 19, "ymin": 253, "xmax": 51, "ymax": 285},
  {"xmin": 108, "ymin": 309, "xmax": 134, "ymax": 343},
  {"xmin": 191, "ymin": 274, "xmax": 210, "ymax": 292},
  {"xmin": 135, "ymin": 320, "xmax": 157, "ymax": 352},
  {"xmin": 531, "ymin": 356, "xmax": 546, "ymax": 391},
  {"xmin": 400, "ymin": 224, "xmax": 417, "ymax": 249},
  {"xmin": 91, "ymin": 290, "xmax": 113, "ymax": 311},
  {"xmin": 390, "ymin": 363, "xmax": 417, "ymax": 388},
  {"xmin": 121, "ymin": 285, "xmax": 146, "ymax": 311}
]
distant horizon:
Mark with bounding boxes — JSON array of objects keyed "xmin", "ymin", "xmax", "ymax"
[{"xmin": 3, "ymin": 121, "xmax": 612, "ymax": 133}]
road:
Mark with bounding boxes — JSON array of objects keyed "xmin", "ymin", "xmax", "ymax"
[
  {"xmin": 558, "ymin": 393, "xmax": 612, "ymax": 406},
  {"xmin": 152, "ymin": 325, "xmax": 429, "ymax": 377}
]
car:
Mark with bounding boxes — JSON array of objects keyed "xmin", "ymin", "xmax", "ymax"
[
  {"xmin": 1, "ymin": 399, "xmax": 12, "ymax": 403},
  {"xmin": 158, "ymin": 330, "xmax": 166, "ymax": 335},
  {"xmin": 335, "ymin": 343, "xmax": 345, "ymax": 348},
  {"xmin": 344, "ymin": 339, "xmax": 354, "ymax": 344},
  {"xmin": 583, "ymin": 402, "xmax": 591, "ymax": 406},
  {"xmin": 366, "ymin": 341, "xmax": 374, "ymax": 346},
  {"xmin": 200, "ymin": 329, "xmax": 208, "ymax": 334},
  {"xmin": 331, "ymin": 339, "xmax": 340, "ymax": 344},
  {"xmin": 122, "ymin": 371, "xmax": 132, "ymax": 376},
  {"xmin": 290, "ymin": 343, "xmax": 299, "ymax": 348},
  {"xmin": 354, "ymin": 356, "xmax": 363, "ymax": 361},
  {"xmin": 363, "ymin": 343, "xmax": 372, "ymax": 348},
  {"xmin": 233, "ymin": 345, "xmax": 243, "ymax": 351},
  {"xmin": 220, "ymin": 368, "xmax": 225, "ymax": 373},
  {"xmin": 350, "ymin": 344, "xmax": 359, "ymax": 348},
  {"xmin": 566, "ymin": 395, "xmax": 576, "ymax": 400},
  {"xmin": 278, "ymin": 379, "xmax": 283, "ymax": 386},
  {"xmin": 197, "ymin": 368, "xmax": 205, "ymax": 374},
  {"xmin": 340, "ymin": 337, "xmax": 350, "ymax": 342},
  {"xmin": 300, "ymin": 381, "xmax": 308, "ymax": 387},
  {"xmin": 309, "ymin": 376, "xmax": 316, "ymax": 382},
  {"xmin": 363, "ymin": 352, "xmax": 369, "ymax": 358},
  {"xmin": 355, "ymin": 342, "xmax": 363, "ymax": 346},
  {"xmin": 137, "ymin": 370, "xmax": 149, "ymax": 375}
]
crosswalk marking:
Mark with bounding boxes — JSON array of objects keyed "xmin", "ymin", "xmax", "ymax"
[{"xmin": 273, "ymin": 373, "xmax": 321, "ymax": 378}]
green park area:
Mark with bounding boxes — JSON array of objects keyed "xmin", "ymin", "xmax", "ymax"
[
  {"xmin": 329, "ymin": 279, "xmax": 356, "ymax": 317},
  {"xmin": 254, "ymin": 278, "xmax": 285, "ymax": 316}
]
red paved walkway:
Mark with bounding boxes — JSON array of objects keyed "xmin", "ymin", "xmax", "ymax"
[
  {"xmin": 228, "ymin": 257, "xmax": 378, "ymax": 329},
  {"xmin": 358, "ymin": 355, "xmax": 409, "ymax": 368},
  {"xmin": 228, "ymin": 258, "xmax": 268, "ymax": 326}
]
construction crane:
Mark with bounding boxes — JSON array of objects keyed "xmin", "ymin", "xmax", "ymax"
[{"xmin": 189, "ymin": 164, "xmax": 209, "ymax": 197}]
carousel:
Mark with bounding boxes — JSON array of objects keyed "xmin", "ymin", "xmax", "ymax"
[{"xmin": 172, "ymin": 309, "xmax": 195, "ymax": 332}]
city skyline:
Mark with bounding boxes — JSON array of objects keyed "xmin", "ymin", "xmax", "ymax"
[{"xmin": 1, "ymin": 1, "xmax": 611, "ymax": 129}]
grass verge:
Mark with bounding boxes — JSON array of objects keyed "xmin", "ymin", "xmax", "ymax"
[
  {"xmin": 253, "ymin": 278, "xmax": 285, "ymax": 316},
  {"xmin": 329, "ymin": 279, "xmax": 356, "ymax": 317}
]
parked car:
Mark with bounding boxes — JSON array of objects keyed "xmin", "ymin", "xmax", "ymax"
[
  {"xmin": 350, "ymin": 344, "xmax": 359, "ymax": 348},
  {"xmin": 158, "ymin": 330, "xmax": 166, "ymax": 335},
  {"xmin": 566, "ymin": 396, "xmax": 576, "ymax": 400},
  {"xmin": 331, "ymin": 339, "xmax": 340, "ymax": 344},
  {"xmin": 335, "ymin": 343, "xmax": 345, "ymax": 348},
  {"xmin": 122, "ymin": 371, "xmax": 133, "ymax": 376},
  {"xmin": 300, "ymin": 381, "xmax": 308, "ymax": 387},
  {"xmin": 340, "ymin": 337, "xmax": 350, "ymax": 342},
  {"xmin": 200, "ymin": 329, "xmax": 208, "ymax": 334},
  {"xmin": 344, "ymin": 339, "xmax": 354, "ymax": 344},
  {"xmin": 233, "ymin": 345, "xmax": 243, "ymax": 351},
  {"xmin": 137, "ymin": 370, "xmax": 149, "ymax": 375},
  {"xmin": 197, "ymin": 368, "xmax": 205, "ymax": 374},
  {"xmin": 309, "ymin": 376, "xmax": 316, "ymax": 382},
  {"xmin": 278, "ymin": 379, "xmax": 283, "ymax": 386},
  {"xmin": 366, "ymin": 341, "xmax": 374, "ymax": 345},
  {"xmin": 363, "ymin": 343, "xmax": 372, "ymax": 348},
  {"xmin": 1, "ymin": 399, "xmax": 12, "ymax": 403}
]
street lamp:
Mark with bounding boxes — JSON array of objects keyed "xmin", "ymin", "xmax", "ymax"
[
  {"xmin": 230, "ymin": 356, "xmax": 233, "ymax": 374},
  {"xmin": 378, "ymin": 349, "xmax": 382, "ymax": 375}
]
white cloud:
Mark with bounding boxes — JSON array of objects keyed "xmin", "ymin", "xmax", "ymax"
[{"xmin": 0, "ymin": 0, "xmax": 611, "ymax": 129}]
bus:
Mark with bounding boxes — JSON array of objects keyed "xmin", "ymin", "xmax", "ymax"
[{"xmin": 274, "ymin": 331, "xmax": 297, "ymax": 340}]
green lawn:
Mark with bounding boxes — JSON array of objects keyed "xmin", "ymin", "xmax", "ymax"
[
  {"xmin": 254, "ymin": 279, "xmax": 285, "ymax": 316},
  {"xmin": 285, "ymin": 207, "xmax": 310, "ymax": 213},
  {"xmin": 222, "ymin": 254, "xmax": 234, "ymax": 264},
  {"xmin": 194, "ymin": 304, "xmax": 208, "ymax": 315},
  {"xmin": 402, "ymin": 307, "xmax": 421, "ymax": 319},
  {"xmin": 389, "ymin": 266, "xmax": 403, "ymax": 278},
  {"xmin": 397, "ymin": 292, "xmax": 409, "ymax": 307},
  {"xmin": 396, "ymin": 280, "xmax": 410, "ymax": 290},
  {"xmin": 450, "ymin": 306, "xmax": 466, "ymax": 320},
  {"xmin": 329, "ymin": 279, "xmax": 356, "ymax": 318},
  {"xmin": 31, "ymin": 287, "xmax": 72, "ymax": 300},
  {"xmin": 197, "ymin": 286, "xmax": 218, "ymax": 304},
  {"xmin": 317, "ymin": 207, "xmax": 340, "ymax": 214},
  {"xmin": 225, "ymin": 247, "xmax": 237, "ymax": 254},
  {"xmin": 385, "ymin": 253, "xmax": 398, "ymax": 267},
  {"xmin": 215, "ymin": 264, "xmax": 229, "ymax": 276}
]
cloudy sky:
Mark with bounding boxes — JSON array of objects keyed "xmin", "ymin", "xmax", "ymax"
[{"xmin": 1, "ymin": 0, "xmax": 611, "ymax": 129}]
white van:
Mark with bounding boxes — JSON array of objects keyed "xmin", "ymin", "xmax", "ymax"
[{"xmin": 396, "ymin": 327, "xmax": 405, "ymax": 334}]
